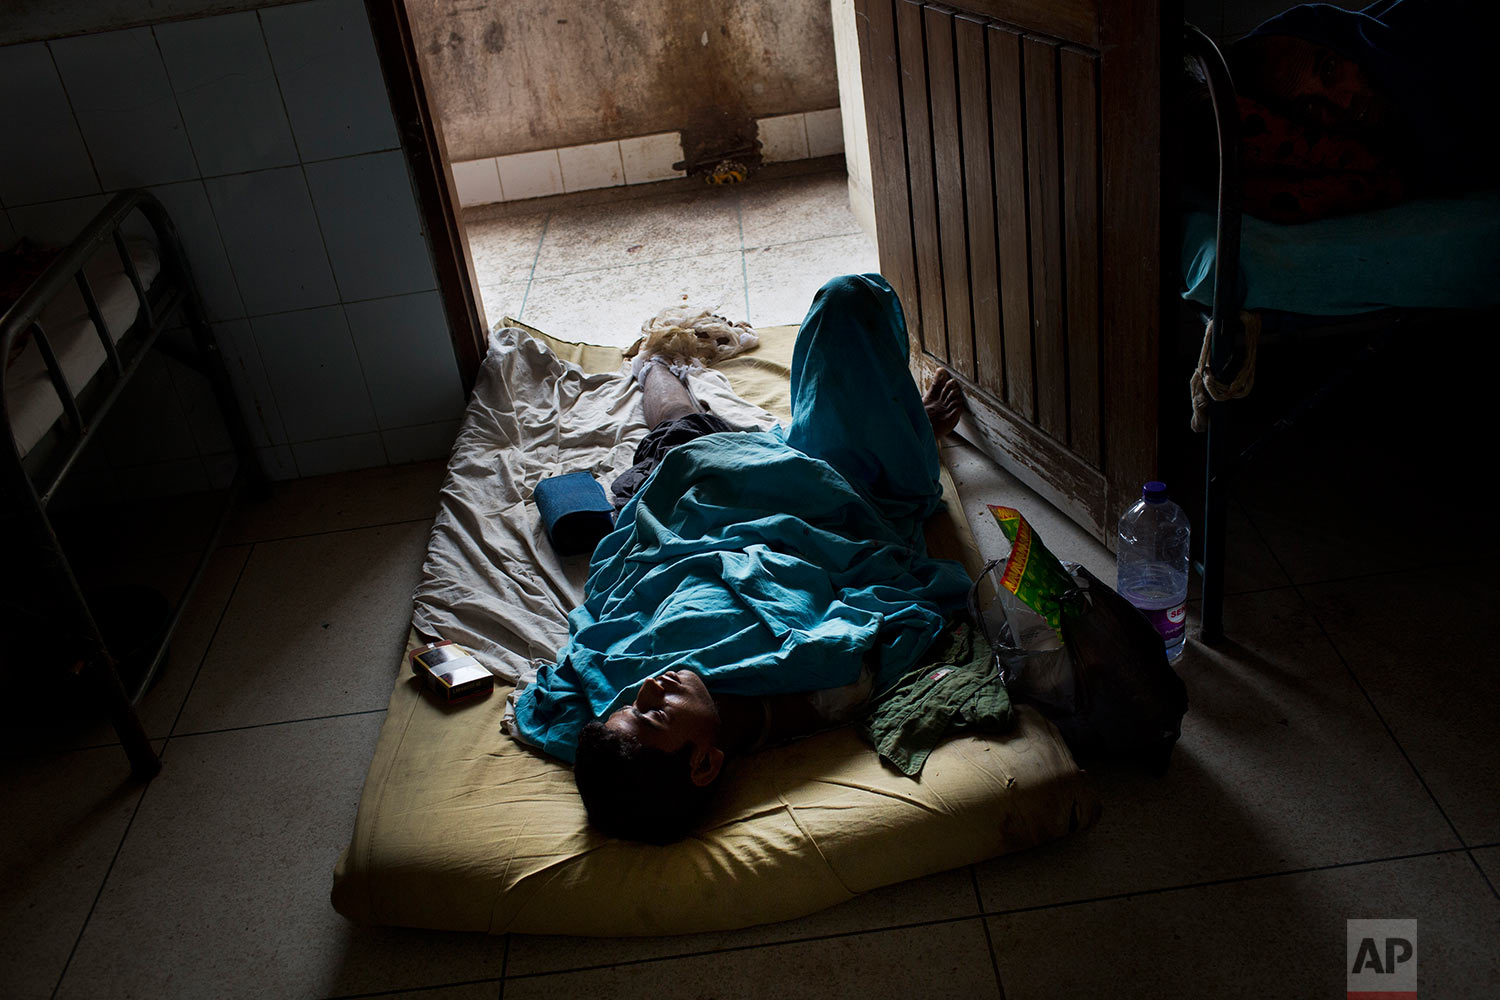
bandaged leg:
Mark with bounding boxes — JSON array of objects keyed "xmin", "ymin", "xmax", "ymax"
[{"xmin": 640, "ymin": 357, "xmax": 703, "ymax": 428}]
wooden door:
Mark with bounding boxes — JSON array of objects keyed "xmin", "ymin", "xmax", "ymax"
[{"xmin": 855, "ymin": 0, "xmax": 1177, "ymax": 544}]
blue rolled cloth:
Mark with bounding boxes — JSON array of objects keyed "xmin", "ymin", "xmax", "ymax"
[
  {"xmin": 511, "ymin": 274, "xmax": 971, "ymax": 762},
  {"xmin": 534, "ymin": 471, "xmax": 615, "ymax": 556}
]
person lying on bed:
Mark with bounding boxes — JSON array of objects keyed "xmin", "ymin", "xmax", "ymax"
[
  {"xmin": 1185, "ymin": 0, "xmax": 1497, "ymax": 223},
  {"xmin": 505, "ymin": 273, "xmax": 970, "ymax": 844}
]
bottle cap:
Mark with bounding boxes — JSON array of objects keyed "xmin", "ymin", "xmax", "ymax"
[{"xmin": 1143, "ymin": 481, "xmax": 1168, "ymax": 503}]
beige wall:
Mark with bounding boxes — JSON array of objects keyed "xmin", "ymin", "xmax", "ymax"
[{"xmin": 408, "ymin": 0, "xmax": 840, "ymax": 166}]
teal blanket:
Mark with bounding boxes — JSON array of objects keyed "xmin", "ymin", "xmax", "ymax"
[{"xmin": 512, "ymin": 275, "xmax": 971, "ymax": 762}]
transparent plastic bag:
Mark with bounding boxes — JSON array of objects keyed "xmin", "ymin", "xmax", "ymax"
[
  {"xmin": 968, "ymin": 504, "xmax": 1190, "ymax": 773},
  {"xmin": 969, "ymin": 558, "xmax": 1076, "ymax": 716}
]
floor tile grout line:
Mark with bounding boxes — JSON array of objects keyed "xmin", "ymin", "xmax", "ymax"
[
  {"xmin": 170, "ymin": 706, "xmax": 388, "ymax": 742},
  {"xmin": 236, "ymin": 284, "xmax": 444, "ymax": 322},
  {"xmin": 0, "ymin": 147, "xmax": 410, "ymax": 213},
  {"xmin": 38, "ymin": 514, "xmax": 427, "ymax": 749},
  {"xmin": 497, "ymin": 912, "xmax": 984, "ymax": 982},
  {"xmin": 1234, "ymin": 551, "xmax": 1496, "ymax": 595},
  {"xmin": 1283, "ymin": 607, "xmax": 1470, "ymax": 852},
  {"xmin": 523, "ymin": 245, "xmax": 745, "ymax": 285},
  {"xmin": 972, "ymin": 865, "xmax": 1009, "ymax": 1000},
  {"xmin": 315, "ymin": 974, "xmax": 505, "ymax": 1000},
  {"xmin": 0, "ymin": 743, "xmax": 118, "ymax": 759},
  {"xmin": 515, "ymin": 211, "xmax": 550, "ymax": 322},
  {"xmin": 511, "ymin": 230, "xmax": 868, "ymax": 286},
  {"xmin": 457, "ymin": 165, "xmax": 847, "ymax": 223},
  {"xmin": 978, "ymin": 844, "xmax": 1481, "ymax": 923},
  {"xmin": 164, "ymin": 543, "xmax": 257, "ymax": 741},
  {"xmin": 48, "ymin": 776, "xmax": 154, "ymax": 1000},
  {"xmin": 1465, "ymin": 849, "xmax": 1499, "ymax": 901},
  {"xmin": 1185, "ymin": 579, "xmax": 1316, "ymax": 604},
  {"xmin": 1240, "ymin": 506, "xmax": 1474, "ymax": 853},
  {"xmin": 230, "ymin": 513, "xmax": 436, "ymax": 547},
  {"xmin": 478, "ymin": 228, "xmax": 865, "ymax": 292},
  {"xmin": 734, "ymin": 190, "xmax": 751, "ymax": 322},
  {"xmin": 497, "ymin": 845, "xmax": 1483, "ymax": 984}
]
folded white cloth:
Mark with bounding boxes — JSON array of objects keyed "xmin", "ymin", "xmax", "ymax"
[{"xmin": 629, "ymin": 304, "xmax": 758, "ymax": 384}]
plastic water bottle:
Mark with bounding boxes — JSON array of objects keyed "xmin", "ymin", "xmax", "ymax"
[{"xmin": 1116, "ymin": 481, "xmax": 1191, "ymax": 662}]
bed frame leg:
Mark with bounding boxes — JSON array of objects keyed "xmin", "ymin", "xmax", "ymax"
[
  {"xmin": 26, "ymin": 510, "xmax": 163, "ymax": 779},
  {"xmin": 1199, "ymin": 398, "xmax": 1230, "ymax": 644},
  {"xmin": 88, "ymin": 654, "xmax": 162, "ymax": 780}
]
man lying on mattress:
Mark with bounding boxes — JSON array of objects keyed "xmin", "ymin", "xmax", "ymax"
[{"xmin": 508, "ymin": 274, "xmax": 972, "ymax": 844}]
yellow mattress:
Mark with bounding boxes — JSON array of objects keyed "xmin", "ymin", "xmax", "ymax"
[{"xmin": 331, "ymin": 324, "xmax": 1098, "ymax": 935}]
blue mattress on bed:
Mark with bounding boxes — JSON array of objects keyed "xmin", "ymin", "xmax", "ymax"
[{"xmin": 1182, "ymin": 189, "xmax": 1500, "ymax": 316}]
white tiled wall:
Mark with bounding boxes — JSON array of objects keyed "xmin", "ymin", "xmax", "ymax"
[
  {"xmin": 496, "ymin": 149, "xmax": 565, "ymax": 202},
  {"xmin": 558, "ymin": 141, "xmax": 625, "ymax": 193},
  {"xmin": 455, "ymin": 137, "xmax": 678, "ymax": 207},
  {"xmin": 757, "ymin": 113, "xmax": 812, "ymax": 163},
  {"xmin": 804, "ymin": 108, "xmax": 846, "ymax": 159},
  {"xmin": 450, "ymin": 111, "xmax": 847, "ymax": 209},
  {"xmin": 0, "ymin": 0, "xmax": 463, "ymax": 485},
  {"xmin": 619, "ymin": 133, "xmax": 687, "ymax": 186},
  {"xmin": 454, "ymin": 140, "xmax": 648, "ymax": 206}
]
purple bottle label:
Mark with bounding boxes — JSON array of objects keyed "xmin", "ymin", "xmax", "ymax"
[{"xmin": 1144, "ymin": 602, "xmax": 1187, "ymax": 644}]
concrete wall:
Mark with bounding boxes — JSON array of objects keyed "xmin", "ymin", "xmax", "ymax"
[
  {"xmin": 1, "ymin": 0, "xmax": 464, "ymax": 485},
  {"xmin": 830, "ymin": 0, "xmax": 873, "ymax": 242},
  {"xmin": 408, "ymin": 0, "xmax": 841, "ymax": 167}
]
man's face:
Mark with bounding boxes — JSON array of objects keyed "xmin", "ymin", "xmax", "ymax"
[
  {"xmin": 1238, "ymin": 35, "xmax": 1392, "ymax": 131},
  {"xmin": 604, "ymin": 669, "xmax": 721, "ymax": 755}
]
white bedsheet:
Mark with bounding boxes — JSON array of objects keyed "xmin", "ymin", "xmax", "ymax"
[{"xmin": 410, "ymin": 326, "xmax": 776, "ymax": 680}]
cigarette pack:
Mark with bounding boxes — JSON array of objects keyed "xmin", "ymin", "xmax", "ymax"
[{"xmin": 409, "ymin": 640, "xmax": 494, "ymax": 703}]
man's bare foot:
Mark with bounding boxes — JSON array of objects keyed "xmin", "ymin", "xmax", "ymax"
[{"xmin": 923, "ymin": 369, "xmax": 965, "ymax": 439}]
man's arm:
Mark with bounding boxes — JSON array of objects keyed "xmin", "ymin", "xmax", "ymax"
[{"xmin": 755, "ymin": 658, "xmax": 875, "ymax": 749}]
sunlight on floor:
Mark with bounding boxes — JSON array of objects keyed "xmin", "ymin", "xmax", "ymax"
[{"xmin": 462, "ymin": 168, "xmax": 878, "ymax": 348}]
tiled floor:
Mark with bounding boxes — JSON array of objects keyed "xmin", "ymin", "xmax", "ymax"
[
  {"xmin": 4, "ymin": 173, "xmax": 1497, "ymax": 1000},
  {"xmin": 465, "ymin": 169, "xmax": 879, "ymax": 346}
]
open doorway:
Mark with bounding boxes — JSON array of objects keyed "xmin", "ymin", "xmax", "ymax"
[
  {"xmin": 374, "ymin": 0, "xmax": 880, "ymax": 352},
  {"xmin": 460, "ymin": 166, "xmax": 876, "ymax": 349}
]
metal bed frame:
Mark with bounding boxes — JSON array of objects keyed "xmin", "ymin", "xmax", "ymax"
[
  {"xmin": 1, "ymin": 190, "xmax": 263, "ymax": 779},
  {"xmin": 1184, "ymin": 24, "xmax": 1242, "ymax": 645},
  {"xmin": 1182, "ymin": 25, "xmax": 1494, "ymax": 643}
]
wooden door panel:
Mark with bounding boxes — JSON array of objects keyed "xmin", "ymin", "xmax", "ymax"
[
  {"xmin": 853, "ymin": 0, "xmax": 920, "ymax": 348},
  {"xmin": 1060, "ymin": 47, "xmax": 1101, "ymax": 466},
  {"xmin": 895, "ymin": 1, "xmax": 944, "ymax": 359},
  {"xmin": 855, "ymin": 0, "xmax": 1169, "ymax": 544},
  {"xmin": 954, "ymin": 0, "xmax": 1099, "ymax": 48},
  {"xmin": 1098, "ymin": 8, "xmax": 1170, "ymax": 531},
  {"xmin": 956, "ymin": 16, "xmax": 1002, "ymax": 400},
  {"xmin": 924, "ymin": 6, "xmax": 975, "ymax": 380},
  {"xmin": 1022, "ymin": 36, "xmax": 1067, "ymax": 441},
  {"xmin": 987, "ymin": 25, "xmax": 1033, "ymax": 421}
]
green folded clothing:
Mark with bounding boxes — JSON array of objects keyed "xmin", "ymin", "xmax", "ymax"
[{"xmin": 859, "ymin": 619, "xmax": 1011, "ymax": 777}]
